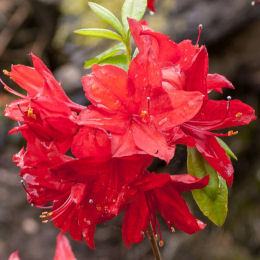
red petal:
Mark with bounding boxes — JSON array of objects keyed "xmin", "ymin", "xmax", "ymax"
[
  {"xmin": 82, "ymin": 64, "xmax": 131, "ymax": 113},
  {"xmin": 31, "ymin": 54, "xmax": 73, "ymax": 104},
  {"xmin": 185, "ymin": 131, "xmax": 234, "ymax": 186},
  {"xmin": 128, "ymin": 18, "xmax": 180, "ymax": 64},
  {"xmin": 147, "ymin": 0, "xmax": 155, "ymax": 11},
  {"xmin": 111, "ymin": 131, "xmax": 142, "ymax": 157},
  {"xmin": 78, "ymin": 107, "xmax": 128, "ymax": 134},
  {"xmin": 170, "ymin": 174, "xmax": 209, "ymax": 192},
  {"xmin": 185, "ymin": 46, "xmax": 208, "ymax": 95},
  {"xmin": 132, "ymin": 122, "xmax": 175, "ymax": 163},
  {"xmin": 177, "ymin": 40, "xmax": 200, "ymax": 70},
  {"xmin": 192, "ymin": 99, "xmax": 256, "ymax": 131},
  {"xmin": 54, "ymin": 233, "xmax": 76, "ymax": 260},
  {"xmin": 207, "ymin": 73, "xmax": 234, "ymax": 93},
  {"xmin": 8, "ymin": 251, "xmax": 20, "ymax": 260},
  {"xmin": 134, "ymin": 172, "xmax": 171, "ymax": 191},
  {"xmin": 82, "ymin": 224, "xmax": 96, "ymax": 249},
  {"xmin": 128, "ymin": 47, "xmax": 162, "ymax": 113},
  {"xmin": 122, "ymin": 192, "xmax": 150, "ymax": 247},
  {"xmin": 10, "ymin": 64, "xmax": 44, "ymax": 96},
  {"xmin": 4, "ymin": 99, "xmax": 28, "ymax": 121},
  {"xmin": 152, "ymin": 88, "xmax": 204, "ymax": 131},
  {"xmin": 71, "ymin": 127, "xmax": 111, "ymax": 158},
  {"xmin": 154, "ymin": 185, "xmax": 206, "ymax": 234}
]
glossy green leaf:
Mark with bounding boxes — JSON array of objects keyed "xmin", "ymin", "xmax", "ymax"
[
  {"xmin": 216, "ymin": 137, "xmax": 238, "ymax": 160},
  {"xmin": 99, "ymin": 54, "xmax": 128, "ymax": 71},
  {"xmin": 75, "ymin": 28, "xmax": 123, "ymax": 41},
  {"xmin": 187, "ymin": 147, "xmax": 228, "ymax": 226},
  {"xmin": 84, "ymin": 43, "xmax": 126, "ymax": 69},
  {"xmin": 88, "ymin": 2, "xmax": 125, "ymax": 37},
  {"xmin": 121, "ymin": 0, "xmax": 147, "ymax": 32}
]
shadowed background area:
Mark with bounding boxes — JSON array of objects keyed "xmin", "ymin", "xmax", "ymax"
[{"xmin": 0, "ymin": 0, "xmax": 259, "ymax": 259}]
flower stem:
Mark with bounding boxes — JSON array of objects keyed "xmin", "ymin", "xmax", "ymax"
[{"xmin": 147, "ymin": 223, "xmax": 162, "ymax": 260}]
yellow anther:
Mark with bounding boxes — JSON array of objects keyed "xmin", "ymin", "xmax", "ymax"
[
  {"xmin": 47, "ymin": 212, "xmax": 53, "ymax": 217},
  {"xmin": 27, "ymin": 107, "xmax": 36, "ymax": 120},
  {"xmin": 154, "ymin": 234, "xmax": 158, "ymax": 241},
  {"xmin": 3, "ymin": 69, "xmax": 10, "ymax": 76},
  {"xmin": 141, "ymin": 110, "xmax": 148, "ymax": 117},
  {"xmin": 96, "ymin": 206, "xmax": 102, "ymax": 211},
  {"xmin": 40, "ymin": 215, "xmax": 47, "ymax": 219},
  {"xmin": 41, "ymin": 211, "xmax": 48, "ymax": 215},
  {"xmin": 236, "ymin": 112, "xmax": 243, "ymax": 118},
  {"xmin": 112, "ymin": 199, "xmax": 116, "ymax": 203},
  {"xmin": 42, "ymin": 220, "xmax": 49, "ymax": 224},
  {"xmin": 4, "ymin": 86, "xmax": 9, "ymax": 91},
  {"xmin": 170, "ymin": 226, "xmax": 175, "ymax": 233},
  {"xmin": 228, "ymin": 130, "xmax": 238, "ymax": 136},
  {"xmin": 104, "ymin": 206, "xmax": 108, "ymax": 209},
  {"xmin": 159, "ymin": 240, "xmax": 164, "ymax": 247},
  {"xmin": 140, "ymin": 110, "xmax": 148, "ymax": 123}
]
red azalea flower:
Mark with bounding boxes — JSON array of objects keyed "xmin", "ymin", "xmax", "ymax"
[
  {"xmin": 122, "ymin": 172, "xmax": 209, "ymax": 247},
  {"xmin": 147, "ymin": 0, "xmax": 155, "ymax": 11},
  {"xmin": 51, "ymin": 153, "xmax": 152, "ymax": 248},
  {"xmin": 80, "ymin": 37, "xmax": 204, "ymax": 163},
  {"xmin": 16, "ymin": 124, "xmax": 152, "ymax": 248},
  {"xmin": 2, "ymin": 53, "xmax": 84, "ymax": 152},
  {"xmin": 128, "ymin": 19, "xmax": 256, "ymax": 186}
]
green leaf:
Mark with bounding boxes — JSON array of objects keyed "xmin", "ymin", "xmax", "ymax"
[
  {"xmin": 88, "ymin": 2, "xmax": 125, "ymax": 37},
  {"xmin": 75, "ymin": 28, "xmax": 123, "ymax": 41},
  {"xmin": 121, "ymin": 0, "xmax": 147, "ymax": 32},
  {"xmin": 187, "ymin": 147, "xmax": 228, "ymax": 226},
  {"xmin": 99, "ymin": 54, "xmax": 128, "ymax": 71},
  {"xmin": 84, "ymin": 43, "xmax": 126, "ymax": 69},
  {"xmin": 216, "ymin": 137, "xmax": 238, "ymax": 160}
]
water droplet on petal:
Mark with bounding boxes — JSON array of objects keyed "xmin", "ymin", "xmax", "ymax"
[{"xmin": 89, "ymin": 199, "xmax": 93, "ymax": 204}]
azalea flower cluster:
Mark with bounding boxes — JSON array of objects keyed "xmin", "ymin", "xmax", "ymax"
[{"xmin": 2, "ymin": 18, "xmax": 255, "ymax": 250}]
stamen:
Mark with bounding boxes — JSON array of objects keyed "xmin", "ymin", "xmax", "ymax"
[
  {"xmin": 228, "ymin": 130, "xmax": 238, "ymax": 136},
  {"xmin": 196, "ymin": 24, "xmax": 203, "ymax": 47},
  {"xmin": 236, "ymin": 112, "xmax": 243, "ymax": 118},
  {"xmin": 3, "ymin": 69, "xmax": 10, "ymax": 76},
  {"xmin": 42, "ymin": 220, "xmax": 49, "ymax": 224},
  {"xmin": 227, "ymin": 96, "xmax": 232, "ymax": 101},
  {"xmin": 27, "ymin": 107, "xmax": 36, "ymax": 120},
  {"xmin": 170, "ymin": 226, "xmax": 175, "ymax": 232},
  {"xmin": 141, "ymin": 110, "xmax": 148, "ymax": 123},
  {"xmin": 159, "ymin": 240, "xmax": 164, "ymax": 247},
  {"xmin": 1, "ymin": 78, "xmax": 27, "ymax": 98},
  {"xmin": 96, "ymin": 206, "xmax": 102, "ymax": 211}
]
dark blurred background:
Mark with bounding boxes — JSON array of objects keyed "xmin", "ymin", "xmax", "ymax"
[{"xmin": 0, "ymin": 0, "xmax": 259, "ymax": 259}]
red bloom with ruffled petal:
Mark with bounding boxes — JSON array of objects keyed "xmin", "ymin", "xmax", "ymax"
[
  {"xmin": 122, "ymin": 172, "xmax": 209, "ymax": 247},
  {"xmin": 81, "ymin": 36, "xmax": 204, "ymax": 163},
  {"xmin": 3, "ymin": 53, "xmax": 84, "ymax": 152},
  {"xmin": 129, "ymin": 19, "xmax": 256, "ymax": 186}
]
